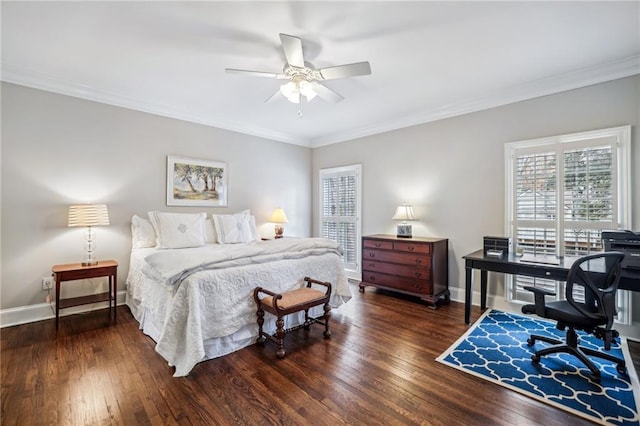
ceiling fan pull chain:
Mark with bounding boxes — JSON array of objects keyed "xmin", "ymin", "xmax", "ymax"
[{"xmin": 298, "ymin": 96, "xmax": 304, "ymax": 118}]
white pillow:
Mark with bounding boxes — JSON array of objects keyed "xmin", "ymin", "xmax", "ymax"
[
  {"xmin": 204, "ymin": 218, "xmax": 217, "ymax": 244},
  {"xmin": 131, "ymin": 215, "xmax": 157, "ymax": 248},
  {"xmin": 148, "ymin": 211, "xmax": 206, "ymax": 249},
  {"xmin": 212, "ymin": 210, "xmax": 255, "ymax": 244}
]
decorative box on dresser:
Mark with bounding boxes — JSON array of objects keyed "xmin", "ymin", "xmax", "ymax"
[{"xmin": 360, "ymin": 234, "xmax": 449, "ymax": 308}]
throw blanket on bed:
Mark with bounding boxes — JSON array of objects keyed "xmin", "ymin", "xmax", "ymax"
[{"xmin": 143, "ymin": 238, "xmax": 343, "ymax": 287}]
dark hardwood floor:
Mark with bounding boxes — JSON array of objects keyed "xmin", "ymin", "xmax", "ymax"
[{"xmin": 2, "ymin": 285, "xmax": 637, "ymax": 425}]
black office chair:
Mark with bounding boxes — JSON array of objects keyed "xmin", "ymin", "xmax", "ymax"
[{"xmin": 521, "ymin": 251, "xmax": 626, "ymax": 382}]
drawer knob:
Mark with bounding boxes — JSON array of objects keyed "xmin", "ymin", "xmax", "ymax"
[
  {"xmin": 375, "ymin": 242, "xmax": 381, "ymax": 247},
  {"xmin": 369, "ymin": 252, "xmax": 375, "ymax": 258},
  {"xmin": 408, "ymin": 246, "xmax": 415, "ymax": 251},
  {"xmin": 414, "ymin": 272, "xmax": 422, "ymax": 277},
  {"xmin": 415, "ymin": 259, "xmax": 422, "ymax": 264},
  {"xmin": 369, "ymin": 275, "xmax": 376, "ymax": 281},
  {"xmin": 368, "ymin": 263, "xmax": 375, "ymax": 268}
]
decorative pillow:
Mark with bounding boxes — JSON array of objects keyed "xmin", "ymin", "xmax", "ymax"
[
  {"xmin": 148, "ymin": 211, "xmax": 206, "ymax": 249},
  {"xmin": 212, "ymin": 210, "xmax": 255, "ymax": 244},
  {"xmin": 131, "ymin": 215, "xmax": 157, "ymax": 248}
]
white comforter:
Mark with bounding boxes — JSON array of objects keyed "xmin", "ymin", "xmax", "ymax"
[{"xmin": 126, "ymin": 238, "xmax": 351, "ymax": 376}]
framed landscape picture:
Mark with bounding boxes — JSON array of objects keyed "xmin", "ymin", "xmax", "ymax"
[{"xmin": 166, "ymin": 155, "xmax": 228, "ymax": 207}]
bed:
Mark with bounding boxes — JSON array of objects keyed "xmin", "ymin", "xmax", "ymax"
[{"xmin": 125, "ymin": 211, "xmax": 352, "ymax": 377}]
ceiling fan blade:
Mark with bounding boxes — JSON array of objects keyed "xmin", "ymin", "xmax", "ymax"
[
  {"xmin": 310, "ymin": 82, "xmax": 344, "ymax": 103},
  {"xmin": 318, "ymin": 62, "xmax": 371, "ymax": 80},
  {"xmin": 265, "ymin": 90, "xmax": 284, "ymax": 103},
  {"xmin": 279, "ymin": 33, "xmax": 305, "ymax": 68},
  {"xmin": 225, "ymin": 68, "xmax": 286, "ymax": 79}
]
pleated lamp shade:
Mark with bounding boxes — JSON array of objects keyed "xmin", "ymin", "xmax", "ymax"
[{"xmin": 68, "ymin": 204, "xmax": 110, "ymax": 227}]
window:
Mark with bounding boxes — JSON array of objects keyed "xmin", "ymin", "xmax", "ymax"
[
  {"xmin": 505, "ymin": 126, "xmax": 631, "ymax": 323},
  {"xmin": 319, "ymin": 164, "xmax": 362, "ymax": 278}
]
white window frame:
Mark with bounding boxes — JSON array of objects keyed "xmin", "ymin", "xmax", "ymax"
[
  {"xmin": 319, "ymin": 164, "xmax": 362, "ymax": 280},
  {"xmin": 504, "ymin": 125, "xmax": 631, "ymax": 324}
]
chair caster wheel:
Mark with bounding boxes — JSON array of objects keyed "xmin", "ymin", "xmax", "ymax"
[
  {"xmin": 527, "ymin": 337, "xmax": 535, "ymax": 347},
  {"xmin": 531, "ymin": 354, "xmax": 540, "ymax": 364}
]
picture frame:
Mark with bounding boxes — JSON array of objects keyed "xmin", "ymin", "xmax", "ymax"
[{"xmin": 166, "ymin": 155, "xmax": 227, "ymax": 207}]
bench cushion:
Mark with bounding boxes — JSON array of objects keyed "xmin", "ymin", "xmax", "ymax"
[{"xmin": 260, "ymin": 288, "xmax": 326, "ymax": 309}]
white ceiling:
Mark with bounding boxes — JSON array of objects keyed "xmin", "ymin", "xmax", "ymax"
[{"xmin": 2, "ymin": 1, "xmax": 639, "ymax": 147}]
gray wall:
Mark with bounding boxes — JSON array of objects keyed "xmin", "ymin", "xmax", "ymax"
[
  {"xmin": 312, "ymin": 75, "xmax": 640, "ymax": 332},
  {"xmin": 2, "ymin": 76, "xmax": 638, "ymax": 332},
  {"xmin": 1, "ymin": 82, "xmax": 312, "ymax": 310}
]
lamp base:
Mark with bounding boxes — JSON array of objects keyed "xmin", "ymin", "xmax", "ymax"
[
  {"xmin": 274, "ymin": 224, "xmax": 284, "ymax": 239},
  {"xmin": 82, "ymin": 260, "xmax": 98, "ymax": 266},
  {"xmin": 396, "ymin": 224, "xmax": 413, "ymax": 238}
]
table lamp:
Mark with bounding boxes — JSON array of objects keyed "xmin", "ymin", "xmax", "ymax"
[
  {"xmin": 68, "ymin": 203, "xmax": 110, "ymax": 266},
  {"xmin": 392, "ymin": 203, "xmax": 417, "ymax": 238},
  {"xmin": 268, "ymin": 208, "xmax": 288, "ymax": 239}
]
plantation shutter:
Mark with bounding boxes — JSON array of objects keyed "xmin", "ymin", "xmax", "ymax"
[
  {"xmin": 506, "ymin": 127, "xmax": 630, "ymax": 323},
  {"xmin": 319, "ymin": 165, "xmax": 361, "ymax": 275},
  {"xmin": 512, "ymin": 150, "xmax": 559, "ymax": 300}
]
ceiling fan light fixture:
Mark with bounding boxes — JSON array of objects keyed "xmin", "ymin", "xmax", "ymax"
[
  {"xmin": 288, "ymin": 93, "xmax": 301, "ymax": 104},
  {"xmin": 298, "ymin": 80, "xmax": 317, "ymax": 101},
  {"xmin": 280, "ymin": 81, "xmax": 297, "ymax": 98},
  {"xmin": 280, "ymin": 79, "xmax": 315, "ymax": 104}
]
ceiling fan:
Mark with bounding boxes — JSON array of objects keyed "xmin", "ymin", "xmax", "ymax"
[{"xmin": 225, "ymin": 33, "xmax": 371, "ymax": 106}]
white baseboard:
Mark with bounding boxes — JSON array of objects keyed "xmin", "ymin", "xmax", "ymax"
[
  {"xmin": 448, "ymin": 286, "xmax": 517, "ymax": 313},
  {"xmin": 0, "ymin": 290, "xmax": 127, "ymax": 328}
]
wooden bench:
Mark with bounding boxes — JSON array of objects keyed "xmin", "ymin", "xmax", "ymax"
[{"xmin": 253, "ymin": 276, "xmax": 332, "ymax": 358}]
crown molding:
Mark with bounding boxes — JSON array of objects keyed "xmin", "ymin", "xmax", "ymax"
[
  {"xmin": 3, "ymin": 55, "xmax": 638, "ymax": 149},
  {"xmin": 310, "ymin": 55, "xmax": 640, "ymax": 147},
  {"xmin": 0, "ymin": 64, "xmax": 310, "ymax": 147}
]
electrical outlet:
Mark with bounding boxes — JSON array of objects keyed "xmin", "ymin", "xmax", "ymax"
[{"xmin": 42, "ymin": 277, "xmax": 54, "ymax": 290}]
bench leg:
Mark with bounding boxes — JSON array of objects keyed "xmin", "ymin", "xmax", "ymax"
[
  {"xmin": 275, "ymin": 316, "xmax": 286, "ymax": 358},
  {"xmin": 256, "ymin": 307, "xmax": 266, "ymax": 344},
  {"xmin": 304, "ymin": 308, "xmax": 311, "ymax": 330},
  {"xmin": 323, "ymin": 302, "xmax": 331, "ymax": 339}
]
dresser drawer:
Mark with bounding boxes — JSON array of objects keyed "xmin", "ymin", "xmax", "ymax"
[
  {"xmin": 361, "ymin": 271, "xmax": 431, "ymax": 295},
  {"xmin": 362, "ymin": 260, "xmax": 431, "ymax": 280},
  {"xmin": 393, "ymin": 242, "xmax": 430, "ymax": 254},
  {"xmin": 363, "ymin": 239, "xmax": 393, "ymax": 250},
  {"xmin": 363, "ymin": 249, "xmax": 430, "ymax": 267}
]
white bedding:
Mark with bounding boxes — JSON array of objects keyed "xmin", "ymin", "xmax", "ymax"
[{"xmin": 125, "ymin": 238, "xmax": 352, "ymax": 376}]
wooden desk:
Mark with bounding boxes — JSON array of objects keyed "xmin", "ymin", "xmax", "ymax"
[
  {"xmin": 462, "ymin": 250, "xmax": 640, "ymax": 324},
  {"xmin": 52, "ymin": 260, "xmax": 118, "ymax": 330}
]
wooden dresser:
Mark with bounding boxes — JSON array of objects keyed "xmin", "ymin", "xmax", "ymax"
[{"xmin": 360, "ymin": 234, "xmax": 449, "ymax": 308}]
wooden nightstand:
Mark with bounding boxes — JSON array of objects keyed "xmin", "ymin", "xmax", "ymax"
[{"xmin": 52, "ymin": 260, "xmax": 118, "ymax": 330}]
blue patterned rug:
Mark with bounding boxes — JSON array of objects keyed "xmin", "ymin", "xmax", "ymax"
[{"xmin": 437, "ymin": 309, "xmax": 640, "ymax": 425}]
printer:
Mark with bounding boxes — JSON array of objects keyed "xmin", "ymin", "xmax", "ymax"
[{"xmin": 602, "ymin": 230, "xmax": 640, "ymax": 271}]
